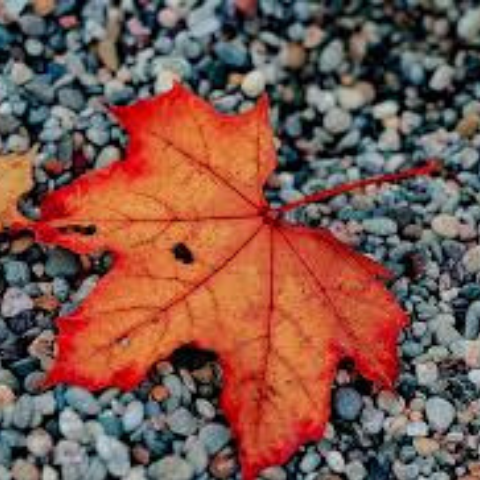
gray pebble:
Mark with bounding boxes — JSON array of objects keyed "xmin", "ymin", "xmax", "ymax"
[
  {"xmin": 425, "ymin": 397, "xmax": 455, "ymax": 432},
  {"xmin": 122, "ymin": 401, "xmax": 144, "ymax": 433},
  {"xmin": 26, "ymin": 429, "xmax": 53, "ymax": 457},
  {"xmin": 184, "ymin": 437, "xmax": 208, "ymax": 475},
  {"xmin": 45, "ymin": 248, "xmax": 81, "ymax": 279},
  {"xmin": 95, "ymin": 146, "xmax": 120, "ymax": 170},
  {"xmin": 148, "ymin": 456, "xmax": 194, "ymax": 480},
  {"xmin": 65, "ymin": 387, "xmax": 101, "ymax": 416},
  {"xmin": 1, "ymin": 288, "xmax": 33, "ymax": 318},
  {"xmin": 12, "ymin": 394, "xmax": 34, "ymax": 429},
  {"xmin": 57, "ymin": 88, "xmax": 85, "ymax": 112},
  {"xmin": 59, "ymin": 409, "xmax": 85, "ymax": 441},
  {"xmin": 319, "ymin": 40, "xmax": 344, "ymax": 73},
  {"xmin": 457, "ymin": 7, "xmax": 480, "ymax": 44},
  {"xmin": 299, "ymin": 450, "xmax": 321, "ymax": 473},
  {"xmin": 198, "ymin": 423, "xmax": 231, "ymax": 455},
  {"xmin": 465, "ymin": 301, "xmax": 480, "ymax": 339},
  {"xmin": 334, "ymin": 387, "xmax": 363, "ymax": 421},
  {"xmin": 363, "ymin": 217, "xmax": 398, "ymax": 236},
  {"xmin": 166, "ymin": 407, "xmax": 197, "ymax": 437},
  {"xmin": 96, "ymin": 435, "xmax": 131, "ymax": 478},
  {"xmin": 2, "ymin": 261, "xmax": 30, "ymax": 287},
  {"xmin": 323, "ymin": 107, "xmax": 352, "ymax": 134}
]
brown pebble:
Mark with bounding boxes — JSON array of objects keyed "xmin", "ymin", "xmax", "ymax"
[
  {"xmin": 0, "ymin": 385, "xmax": 16, "ymax": 407},
  {"xmin": 150, "ymin": 385, "xmax": 170, "ymax": 402},
  {"xmin": 34, "ymin": 294, "xmax": 60, "ymax": 312},
  {"xmin": 280, "ymin": 43, "xmax": 307, "ymax": 70},
  {"xmin": 28, "ymin": 330, "xmax": 56, "ymax": 370},
  {"xmin": 12, "ymin": 460, "xmax": 40, "ymax": 480},
  {"xmin": 414, "ymin": 437, "xmax": 440, "ymax": 456},
  {"xmin": 210, "ymin": 451, "xmax": 237, "ymax": 479},
  {"xmin": 10, "ymin": 235, "xmax": 34, "ymax": 255},
  {"xmin": 33, "ymin": 0, "xmax": 56, "ymax": 16},
  {"xmin": 132, "ymin": 445, "xmax": 150, "ymax": 464},
  {"xmin": 456, "ymin": 113, "xmax": 480, "ymax": 138}
]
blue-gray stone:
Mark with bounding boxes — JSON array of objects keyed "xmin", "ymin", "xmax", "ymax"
[{"xmin": 334, "ymin": 387, "xmax": 363, "ymax": 421}]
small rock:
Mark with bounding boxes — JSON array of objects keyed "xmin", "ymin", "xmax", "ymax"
[
  {"xmin": 429, "ymin": 65, "xmax": 455, "ymax": 91},
  {"xmin": 13, "ymin": 394, "xmax": 34, "ymax": 429},
  {"xmin": 345, "ymin": 460, "xmax": 367, "ymax": 480},
  {"xmin": 1, "ymin": 288, "xmax": 34, "ymax": 318},
  {"xmin": 416, "ymin": 362, "xmax": 439, "ymax": 386},
  {"xmin": 3, "ymin": 260, "xmax": 30, "ymax": 287},
  {"xmin": 319, "ymin": 40, "xmax": 344, "ymax": 73},
  {"xmin": 45, "ymin": 248, "xmax": 80, "ymax": 278},
  {"xmin": 57, "ymin": 87, "xmax": 85, "ymax": 112},
  {"xmin": 167, "ymin": 407, "xmax": 197, "ymax": 437},
  {"xmin": 11, "ymin": 459, "xmax": 40, "ymax": 480},
  {"xmin": 457, "ymin": 7, "xmax": 480, "ymax": 44},
  {"xmin": 214, "ymin": 42, "xmax": 249, "ymax": 69},
  {"xmin": 456, "ymin": 113, "xmax": 479, "ymax": 138},
  {"xmin": 406, "ymin": 421, "xmax": 428, "ymax": 437},
  {"xmin": 336, "ymin": 86, "xmax": 368, "ymax": 111},
  {"xmin": 149, "ymin": 456, "xmax": 194, "ymax": 480},
  {"xmin": 0, "ymin": 384, "xmax": 16, "ymax": 407},
  {"xmin": 299, "ymin": 451, "xmax": 321, "ymax": 473},
  {"xmin": 465, "ymin": 301, "xmax": 480, "ymax": 339},
  {"xmin": 96, "ymin": 435, "xmax": 131, "ymax": 478},
  {"xmin": 425, "ymin": 397, "xmax": 455, "ymax": 432},
  {"xmin": 241, "ymin": 70, "xmax": 266, "ymax": 98},
  {"xmin": 10, "ymin": 62, "xmax": 33, "ymax": 85},
  {"xmin": 334, "ymin": 387, "xmax": 362, "ymax": 420},
  {"xmin": 59, "ymin": 409, "xmax": 85, "ymax": 441},
  {"xmin": 210, "ymin": 451, "xmax": 236, "ymax": 479},
  {"xmin": 463, "ymin": 246, "xmax": 480, "ymax": 274},
  {"xmin": 280, "ymin": 43, "xmax": 307, "ymax": 70},
  {"xmin": 26, "ymin": 429, "xmax": 53, "ymax": 457},
  {"xmin": 184, "ymin": 437, "xmax": 208, "ymax": 474},
  {"xmin": 65, "ymin": 387, "xmax": 101, "ymax": 416},
  {"xmin": 431, "ymin": 214, "xmax": 460, "ymax": 239},
  {"xmin": 326, "ymin": 451, "xmax": 345, "ymax": 473},
  {"xmin": 95, "ymin": 146, "xmax": 120, "ymax": 169},
  {"xmin": 198, "ymin": 424, "xmax": 231, "ymax": 455},
  {"xmin": 413, "ymin": 437, "xmax": 440, "ymax": 456},
  {"xmin": 323, "ymin": 107, "xmax": 352, "ymax": 134},
  {"xmin": 363, "ymin": 217, "xmax": 398, "ymax": 236},
  {"xmin": 122, "ymin": 401, "xmax": 144, "ymax": 433}
]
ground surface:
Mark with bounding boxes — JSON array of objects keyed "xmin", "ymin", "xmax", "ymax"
[{"xmin": 1, "ymin": 1, "xmax": 480, "ymax": 479}]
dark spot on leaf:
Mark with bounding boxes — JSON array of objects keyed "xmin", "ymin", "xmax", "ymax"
[{"xmin": 172, "ymin": 242, "xmax": 194, "ymax": 265}]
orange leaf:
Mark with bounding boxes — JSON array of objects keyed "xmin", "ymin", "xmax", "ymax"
[
  {"xmin": 29, "ymin": 85, "xmax": 407, "ymax": 479},
  {"xmin": 0, "ymin": 151, "xmax": 33, "ymax": 229}
]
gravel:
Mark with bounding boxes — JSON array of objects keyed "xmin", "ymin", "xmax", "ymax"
[{"xmin": 0, "ymin": 1, "xmax": 479, "ymax": 479}]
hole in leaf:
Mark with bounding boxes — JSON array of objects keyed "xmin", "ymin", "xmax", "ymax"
[{"xmin": 172, "ymin": 242, "xmax": 194, "ymax": 265}]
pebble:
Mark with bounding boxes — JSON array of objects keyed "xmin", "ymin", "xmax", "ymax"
[
  {"xmin": 363, "ymin": 217, "xmax": 398, "ymax": 236},
  {"xmin": 57, "ymin": 87, "xmax": 85, "ymax": 112},
  {"xmin": 431, "ymin": 214, "xmax": 460, "ymax": 238},
  {"xmin": 429, "ymin": 65, "xmax": 455, "ymax": 91},
  {"xmin": 65, "ymin": 387, "xmax": 101, "ymax": 416},
  {"xmin": 149, "ymin": 456, "xmax": 194, "ymax": 480},
  {"xmin": 59, "ymin": 409, "xmax": 85, "ymax": 441},
  {"xmin": 3, "ymin": 261, "xmax": 30, "ymax": 287},
  {"xmin": 425, "ymin": 397, "xmax": 455, "ymax": 432},
  {"xmin": 198, "ymin": 424, "xmax": 231, "ymax": 455},
  {"xmin": 319, "ymin": 40, "xmax": 344, "ymax": 73},
  {"xmin": 457, "ymin": 7, "xmax": 480, "ymax": 44},
  {"xmin": 299, "ymin": 451, "xmax": 321, "ymax": 473},
  {"xmin": 463, "ymin": 246, "xmax": 480, "ymax": 274},
  {"xmin": 122, "ymin": 401, "xmax": 144, "ymax": 432},
  {"xmin": 184, "ymin": 437, "xmax": 208, "ymax": 474},
  {"xmin": 241, "ymin": 70, "xmax": 266, "ymax": 98},
  {"xmin": 345, "ymin": 460, "xmax": 367, "ymax": 480},
  {"xmin": 214, "ymin": 42, "xmax": 249, "ymax": 68},
  {"xmin": 26, "ymin": 429, "xmax": 53, "ymax": 457},
  {"xmin": 413, "ymin": 437, "xmax": 440, "ymax": 456},
  {"xmin": 416, "ymin": 362, "xmax": 439, "ymax": 386},
  {"xmin": 323, "ymin": 107, "xmax": 352, "ymax": 134},
  {"xmin": 1, "ymin": 288, "xmax": 34, "ymax": 318},
  {"xmin": 45, "ymin": 248, "xmax": 81, "ymax": 278},
  {"xmin": 12, "ymin": 394, "xmax": 34, "ymax": 429},
  {"xmin": 465, "ymin": 301, "xmax": 480, "ymax": 339},
  {"xmin": 96, "ymin": 435, "xmax": 131, "ymax": 478},
  {"xmin": 326, "ymin": 451, "xmax": 345, "ymax": 473},
  {"xmin": 11, "ymin": 459, "xmax": 40, "ymax": 480},
  {"xmin": 336, "ymin": 86, "xmax": 368, "ymax": 111},
  {"xmin": 166, "ymin": 407, "xmax": 197, "ymax": 437},
  {"xmin": 95, "ymin": 146, "xmax": 120, "ymax": 169},
  {"xmin": 334, "ymin": 387, "xmax": 363, "ymax": 420}
]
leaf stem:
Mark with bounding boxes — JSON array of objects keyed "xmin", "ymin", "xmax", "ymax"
[{"xmin": 274, "ymin": 159, "xmax": 440, "ymax": 214}]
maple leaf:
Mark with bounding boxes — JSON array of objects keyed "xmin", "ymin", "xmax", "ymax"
[
  {"xmin": 0, "ymin": 151, "xmax": 33, "ymax": 229},
  {"xmin": 27, "ymin": 85, "xmax": 436, "ymax": 479}
]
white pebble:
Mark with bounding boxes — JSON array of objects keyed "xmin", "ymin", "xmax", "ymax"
[{"xmin": 241, "ymin": 70, "xmax": 266, "ymax": 98}]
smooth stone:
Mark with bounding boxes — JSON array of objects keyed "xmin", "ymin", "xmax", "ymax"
[
  {"xmin": 166, "ymin": 407, "xmax": 197, "ymax": 437},
  {"xmin": 65, "ymin": 387, "xmax": 101, "ymax": 416},
  {"xmin": 1, "ymin": 288, "xmax": 34, "ymax": 318},
  {"xmin": 463, "ymin": 245, "xmax": 480, "ymax": 274},
  {"xmin": 122, "ymin": 401, "xmax": 144, "ymax": 433},
  {"xmin": 425, "ymin": 397, "xmax": 455, "ymax": 432},
  {"xmin": 431, "ymin": 214, "xmax": 459, "ymax": 238},
  {"xmin": 59, "ymin": 409, "xmax": 85, "ymax": 441},
  {"xmin": 465, "ymin": 301, "xmax": 480, "ymax": 339},
  {"xmin": 326, "ymin": 451, "xmax": 345, "ymax": 473},
  {"xmin": 45, "ymin": 248, "xmax": 80, "ymax": 278},
  {"xmin": 323, "ymin": 107, "xmax": 352, "ymax": 134},
  {"xmin": 96, "ymin": 435, "xmax": 131, "ymax": 478},
  {"xmin": 184, "ymin": 437, "xmax": 208, "ymax": 474},
  {"xmin": 457, "ymin": 7, "xmax": 480, "ymax": 44},
  {"xmin": 95, "ymin": 146, "xmax": 120, "ymax": 169},
  {"xmin": 26, "ymin": 429, "xmax": 53, "ymax": 457},
  {"xmin": 12, "ymin": 395, "xmax": 34, "ymax": 429},
  {"xmin": 148, "ymin": 456, "xmax": 194, "ymax": 480},
  {"xmin": 198, "ymin": 424, "xmax": 231, "ymax": 455},
  {"xmin": 363, "ymin": 217, "xmax": 398, "ymax": 236},
  {"xmin": 241, "ymin": 70, "xmax": 266, "ymax": 98},
  {"xmin": 334, "ymin": 387, "xmax": 363, "ymax": 421},
  {"xmin": 3, "ymin": 261, "xmax": 30, "ymax": 287}
]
